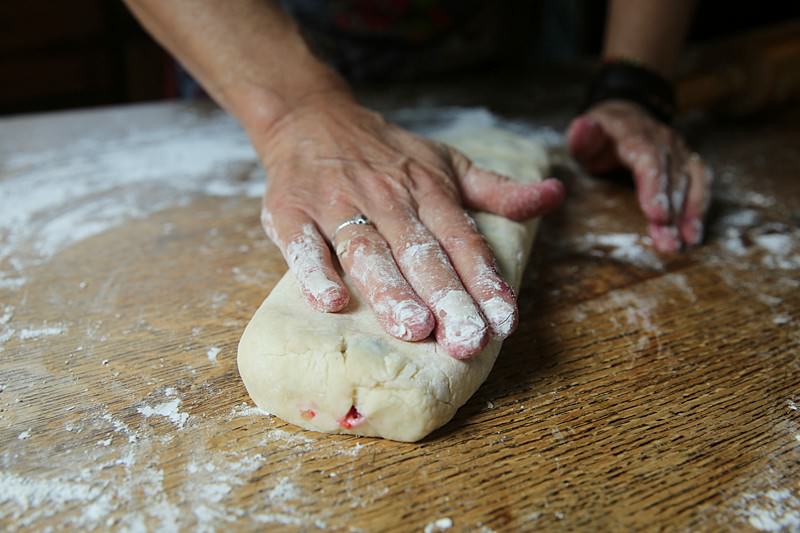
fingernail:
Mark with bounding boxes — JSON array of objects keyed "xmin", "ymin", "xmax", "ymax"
[
  {"xmin": 433, "ymin": 289, "xmax": 488, "ymax": 359},
  {"xmin": 480, "ymin": 296, "xmax": 517, "ymax": 339},
  {"xmin": 388, "ymin": 299, "xmax": 434, "ymax": 341}
]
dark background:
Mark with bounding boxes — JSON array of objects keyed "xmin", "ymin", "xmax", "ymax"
[{"xmin": 0, "ymin": 1, "xmax": 797, "ymax": 116}]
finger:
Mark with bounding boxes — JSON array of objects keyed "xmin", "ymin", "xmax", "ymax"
[
  {"xmin": 566, "ymin": 115, "xmax": 619, "ymax": 173},
  {"xmin": 666, "ymin": 150, "xmax": 691, "ymax": 225},
  {"xmin": 679, "ymin": 153, "xmax": 714, "ymax": 247},
  {"xmin": 459, "ymin": 165, "xmax": 565, "ymax": 221},
  {"xmin": 615, "ymin": 138, "xmax": 672, "ymax": 225},
  {"xmin": 262, "ymin": 206, "xmax": 349, "ymax": 312},
  {"xmin": 420, "ymin": 200, "xmax": 518, "ymax": 339},
  {"xmin": 377, "ymin": 209, "xmax": 489, "ymax": 359},
  {"xmin": 334, "ymin": 220, "xmax": 435, "ymax": 342},
  {"xmin": 648, "ymin": 223, "xmax": 682, "ymax": 254}
]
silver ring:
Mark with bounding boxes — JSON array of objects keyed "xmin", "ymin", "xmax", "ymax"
[{"xmin": 333, "ymin": 214, "xmax": 372, "ymax": 240}]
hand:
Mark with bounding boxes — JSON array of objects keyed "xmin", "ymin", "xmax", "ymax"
[
  {"xmin": 566, "ymin": 100, "xmax": 712, "ymax": 253},
  {"xmin": 253, "ymin": 91, "xmax": 565, "ymax": 359}
]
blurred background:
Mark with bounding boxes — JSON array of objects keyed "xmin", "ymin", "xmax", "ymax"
[{"xmin": 0, "ymin": 1, "xmax": 798, "ymax": 116}]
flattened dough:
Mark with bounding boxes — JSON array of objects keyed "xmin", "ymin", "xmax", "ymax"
[{"xmin": 238, "ymin": 122, "xmax": 548, "ymax": 442}]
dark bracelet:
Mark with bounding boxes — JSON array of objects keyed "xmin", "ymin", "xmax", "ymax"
[{"xmin": 581, "ymin": 60, "xmax": 676, "ymax": 124}]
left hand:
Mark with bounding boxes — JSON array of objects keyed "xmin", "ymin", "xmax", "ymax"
[{"xmin": 566, "ymin": 100, "xmax": 712, "ymax": 253}]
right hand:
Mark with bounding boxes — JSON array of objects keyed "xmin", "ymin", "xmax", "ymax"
[{"xmin": 253, "ymin": 91, "xmax": 565, "ymax": 359}]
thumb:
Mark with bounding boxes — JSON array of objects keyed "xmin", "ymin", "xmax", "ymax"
[{"xmin": 459, "ymin": 165, "xmax": 565, "ymax": 221}]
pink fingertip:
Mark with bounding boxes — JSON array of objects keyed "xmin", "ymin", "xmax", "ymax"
[
  {"xmin": 509, "ymin": 178, "xmax": 565, "ymax": 220},
  {"xmin": 388, "ymin": 300, "xmax": 435, "ymax": 341},
  {"xmin": 435, "ymin": 324, "xmax": 490, "ymax": 360},
  {"xmin": 310, "ymin": 286, "xmax": 349, "ymax": 313},
  {"xmin": 682, "ymin": 218, "xmax": 704, "ymax": 247},
  {"xmin": 482, "ymin": 296, "xmax": 518, "ymax": 339},
  {"xmin": 533, "ymin": 178, "xmax": 566, "ymax": 214},
  {"xmin": 649, "ymin": 224, "xmax": 683, "ymax": 254}
]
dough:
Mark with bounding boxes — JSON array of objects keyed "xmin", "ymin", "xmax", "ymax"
[{"xmin": 238, "ymin": 123, "xmax": 547, "ymax": 442}]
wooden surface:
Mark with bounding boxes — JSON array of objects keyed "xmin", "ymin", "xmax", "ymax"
[{"xmin": 1, "ymin": 80, "xmax": 799, "ymax": 532}]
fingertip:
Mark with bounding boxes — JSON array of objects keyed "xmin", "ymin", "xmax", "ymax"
[
  {"xmin": 640, "ymin": 190, "xmax": 671, "ymax": 226},
  {"xmin": 481, "ymin": 295, "xmax": 518, "ymax": 340},
  {"xmin": 508, "ymin": 178, "xmax": 565, "ymax": 220},
  {"xmin": 431, "ymin": 290, "xmax": 490, "ymax": 360},
  {"xmin": 540, "ymin": 178, "xmax": 567, "ymax": 206},
  {"xmin": 309, "ymin": 285, "xmax": 350, "ymax": 313},
  {"xmin": 649, "ymin": 224, "xmax": 683, "ymax": 254},
  {"xmin": 438, "ymin": 329, "xmax": 490, "ymax": 360},
  {"xmin": 387, "ymin": 300, "xmax": 436, "ymax": 341},
  {"xmin": 681, "ymin": 218, "xmax": 705, "ymax": 247}
]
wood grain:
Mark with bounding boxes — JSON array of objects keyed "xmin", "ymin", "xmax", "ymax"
[{"xmin": 1, "ymin": 91, "xmax": 798, "ymax": 532}]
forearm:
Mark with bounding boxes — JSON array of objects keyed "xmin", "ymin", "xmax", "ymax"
[
  {"xmin": 124, "ymin": 0, "xmax": 349, "ymax": 133},
  {"xmin": 603, "ymin": 0, "xmax": 696, "ymax": 78}
]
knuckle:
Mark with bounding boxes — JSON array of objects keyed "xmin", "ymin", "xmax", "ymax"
[
  {"xmin": 440, "ymin": 228, "xmax": 486, "ymax": 251},
  {"xmin": 337, "ymin": 232, "xmax": 382, "ymax": 259}
]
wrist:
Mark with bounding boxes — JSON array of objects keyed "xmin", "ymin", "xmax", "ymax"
[
  {"xmin": 581, "ymin": 59, "xmax": 676, "ymax": 124},
  {"xmin": 226, "ymin": 62, "xmax": 353, "ymax": 140}
]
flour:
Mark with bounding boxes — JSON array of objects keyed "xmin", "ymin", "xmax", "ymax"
[
  {"xmin": 259, "ymin": 429, "xmax": 316, "ymax": 450},
  {"xmin": 0, "ymin": 105, "xmax": 261, "ymax": 275},
  {"xmin": 424, "ymin": 517, "xmax": 454, "ymax": 532},
  {"xmin": 0, "ymin": 472, "xmax": 105, "ymax": 527},
  {"xmin": 137, "ymin": 399, "xmax": 190, "ymax": 429},
  {"xmin": 739, "ymin": 490, "xmax": 800, "ymax": 532},
  {"xmin": 480, "ymin": 296, "xmax": 515, "ymax": 338},
  {"xmin": 228, "ymin": 403, "xmax": 272, "ymax": 418},
  {"xmin": 337, "ymin": 442, "xmax": 365, "ymax": 457},
  {"xmin": 712, "ymin": 206, "xmax": 799, "ymax": 270},
  {"xmin": 432, "ymin": 289, "xmax": 488, "ymax": 353},
  {"xmin": 18, "ymin": 325, "xmax": 66, "ymax": 340},
  {"xmin": 268, "ymin": 477, "xmax": 302, "ymax": 503},
  {"xmin": 207, "ymin": 346, "xmax": 221, "ymax": 363},
  {"xmin": 0, "ymin": 277, "xmax": 27, "ymax": 290},
  {"xmin": 569, "ymin": 233, "xmax": 664, "ymax": 270},
  {"xmin": 285, "ymin": 224, "xmax": 342, "ymax": 308},
  {"xmin": 0, "ymin": 305, "xmax": 13, "ymax": 324}
]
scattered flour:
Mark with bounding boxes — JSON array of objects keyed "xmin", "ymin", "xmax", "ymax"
[
  {"xmin": 268, "ymin": 477, "xmax": 302, "ymax": 503},
  {"xmin": 228, "ymin": 403, "xmax": 272, "ymax": 418},
  {"xmin": 0, "ymin": 305, "xmax": 14, "ymax": 324},
  {"xmin": 0, "ymin": 104, "xmax": 262, "ymax": 274},
  {"xmin": 338, "ymin": 443, "xmax": 365, "ymax": 457},
  {"xmin": 424, "ymin": 517, "xmax": 454, "ymax": 532},
  {"xmin": 569, "ymin": 233, "xmax": 663, "ymax": 270},
  {"xmin": 18, "ymin": 429, "xmax": 31, "ymax": 440},
  {"xmin": 259, "ymin": 429, "xmax": 316, "ymax": 451},
  {"xmin": 18, "ymin": 326, "xmax": 66, "ymax": 340},
  {"xmin": 207, "ymin": 346, "xmax": 221, "ymax": 364},
  {"xmin": 137, "ymin": 399, "xmax": 190, "ymax": 430},
  {"xmin": 0, "ymin": 277, "xmax": 27, "ymax": 290},
  {"xmin": 0, "ymin": 472, "xmax": 106, "ymax": 528},
  {"xmin": 739, "ymin": 490, "xmax": 800, "ymax": 532}
]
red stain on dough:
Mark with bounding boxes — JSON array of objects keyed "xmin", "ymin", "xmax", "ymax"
[
  {"xmin": 300, "ymin": 409, "xmax": 316, "ymax": 420},
  {"xmin": 337, "ymin": 406, "xmax": 365, "ymax": 429}
]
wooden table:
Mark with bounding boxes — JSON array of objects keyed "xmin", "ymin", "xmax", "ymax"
[{"xmin": 1, "ymin": 77, "xmax": 799, "ymax": 531}]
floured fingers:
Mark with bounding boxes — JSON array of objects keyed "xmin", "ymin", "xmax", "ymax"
[{"xmin": 261, "ymin": 206, "xmax": 349, "ymax": 312}]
